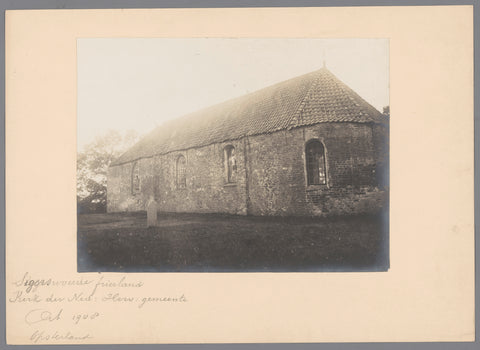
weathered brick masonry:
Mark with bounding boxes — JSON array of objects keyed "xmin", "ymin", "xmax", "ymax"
[
  {"xmin": 107, "ymin": 67, "xmax": 389, "ymax": 216},
  {"xmin": 107, "ymin": 122, "xmax": 387, "ymax": 216},
  {"xmin": 246, "ymin": 123, "xmax": 385, "ymax": 216}
]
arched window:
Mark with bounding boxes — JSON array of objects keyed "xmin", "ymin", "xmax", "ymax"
[
  {"xmin": 176, "ymin": 155, "xmax": 186, "ymax": 188},
  {"xmin": 224, "ymin": 145, "xmax": 237, "ymax": 183},
  {"xmin": 306, "ymin": 140, "xmax": 327, "ymax": 185},
  {"xmin": 131, "ymin": 161, "xmax": 140, "ymax": 194}
]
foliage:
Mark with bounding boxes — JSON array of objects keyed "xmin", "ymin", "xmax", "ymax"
[{"xmin": 77, "ymin": 130, "xmax": 140, "ymax": 213}]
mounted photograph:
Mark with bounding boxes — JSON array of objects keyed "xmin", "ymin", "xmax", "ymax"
[{"xmin": 76, "ymin": 38, "xmax": 390, "ymax": 272}]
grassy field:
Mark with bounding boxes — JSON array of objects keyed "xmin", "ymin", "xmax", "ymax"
[{"xmin": 77, "ymin": 211, "xmax": 389, "ymax": 272}]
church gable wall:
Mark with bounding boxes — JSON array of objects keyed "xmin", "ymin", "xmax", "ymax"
[{"xmin": 246, "ymin": 123, "xmax": 386, "ymax": 216}]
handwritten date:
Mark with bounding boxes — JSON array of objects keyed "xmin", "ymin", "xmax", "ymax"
[{"xmin": 25, "ymin": 308, "xmax": 100, "ymax": 325}]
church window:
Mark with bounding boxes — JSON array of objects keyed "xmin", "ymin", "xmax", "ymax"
[
  {"xmin": 306, "ymin": 140, "xmax": 327, "ymax": 185},
  {"xmin": 224, "ymin": 145, "xmax": 237, "ymax": 183},
  {"xmin": 176, "ymin": 155, "xmax": 187, "ymax": 188},
  {"xmin": 131, "ymin": 161, "xmax": 140, "ymax": 195}
]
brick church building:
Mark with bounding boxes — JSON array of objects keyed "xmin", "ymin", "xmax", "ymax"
[{"xmin": 107, "ymin": 67, "xmax": 389, "ymax": 216}]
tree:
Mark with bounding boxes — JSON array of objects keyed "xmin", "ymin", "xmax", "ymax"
[{"xmin": 77, "ymin": 130, "xmax": 140, "ymax": 213}]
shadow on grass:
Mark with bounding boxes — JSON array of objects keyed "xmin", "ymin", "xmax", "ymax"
[{"xmin": 78, "ymin": 211, "xmax": 389, "ymax": 272}]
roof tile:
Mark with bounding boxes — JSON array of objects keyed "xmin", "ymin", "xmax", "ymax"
[{"xmin": 111, "ymin": 68, "xmax": 386, "ymax": 166}]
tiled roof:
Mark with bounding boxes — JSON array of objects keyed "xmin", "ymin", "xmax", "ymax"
[{"xmin": 111, "ymin": 68, "xmax": 386, "ymax": 166}]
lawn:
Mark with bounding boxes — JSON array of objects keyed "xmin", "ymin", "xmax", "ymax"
[{"xmin": 77, "ymin": 211, "xmax": 389, "ymax": 272}]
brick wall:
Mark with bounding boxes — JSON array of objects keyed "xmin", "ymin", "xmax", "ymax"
[
  {"xmin": 107, "ymin": 157, "xmax": 155, "ymax": 212},
  {"xmin": 107, "ymin": 122, "xmax": 388, "ymax": 216},
  {"xmin": 107, "ymin": 139, "xmax": 247, "ymax": 215},
  {"xmin": 246, "ymin": 123, "xmax": 386, "ymax": 216},
  {"xmin": 372, "ymin": 122, "xmax": 389, "ymax": 189},
  {"xmin": 152, "ymin": 140, "xmax": 247, "ymax": 215}
]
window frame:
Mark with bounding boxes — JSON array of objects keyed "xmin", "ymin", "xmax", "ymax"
[
  {"xmin": 224, "ymin": 145, "xmax": 237, "ymax": 184},
  {"xmin": 176, "ymin": 154, "xmax": 187, "ymax": 189},
  {"xmin": 131, "ymin": 161, "xmax": 141, "ymax": 195},
  {"xmin": 305, "ymin": 139, "xmax": 328, "ymax": 187}
]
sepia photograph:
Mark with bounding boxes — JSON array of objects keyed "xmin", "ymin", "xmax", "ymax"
[{"xmin": 76, "ymin": 38, "xmax": 390, "ymax": 272}]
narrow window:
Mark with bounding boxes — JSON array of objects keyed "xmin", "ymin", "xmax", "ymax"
[
  {"xmin": 224, "ymin": 145, "xmax": 237, "ymax": 183},
  {"xmin": 132, "ymin": 161, "xmax": 140, "ymax": 194},
  {"xmin": 306, "ymin": 140, "xmax": 327, "ymax": 185},
  {"xmin": 176, "ymin": 155, "xmax": 186, "ymax": 188}
]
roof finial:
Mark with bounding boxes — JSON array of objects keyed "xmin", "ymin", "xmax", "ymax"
[{"xmin": 322, "ymin": 49, "xmax": 326, "ymax": 68}]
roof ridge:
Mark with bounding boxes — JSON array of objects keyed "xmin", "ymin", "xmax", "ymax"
[{"xmin": 286, "ymin": 69, "xmax": 322, "ymax": 129}]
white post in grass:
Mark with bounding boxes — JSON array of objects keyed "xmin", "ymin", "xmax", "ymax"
[{"xmin": 147, "ymin": 198, "xmax": 157, "ymax": 227}]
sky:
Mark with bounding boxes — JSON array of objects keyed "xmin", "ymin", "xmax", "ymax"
[{"xmin": 77, "ymin": 38, "xmax": 389, "ymax": 151}]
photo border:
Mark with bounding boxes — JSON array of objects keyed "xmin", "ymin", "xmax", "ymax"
[{"xmin": 1, "ymin": 0, "xmax": 477, "ymax": 349}]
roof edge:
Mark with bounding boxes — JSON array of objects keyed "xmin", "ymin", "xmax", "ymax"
[{"xmin": 109, "ymin": 119, "xmax": 385, "ymax": 167}]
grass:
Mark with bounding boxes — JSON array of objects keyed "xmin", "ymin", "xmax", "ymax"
[{"xmin": 77, "ymin": 211, "xmax": 389, "ymax": 272}]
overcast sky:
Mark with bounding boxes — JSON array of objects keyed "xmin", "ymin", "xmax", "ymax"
[{"xmin": 77, "ymin": 38, "xmax": 389, "ymax": 151}]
